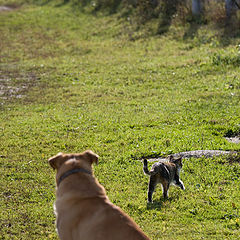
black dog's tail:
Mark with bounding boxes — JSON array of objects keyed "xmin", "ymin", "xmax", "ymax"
[{"xmin": 143, "ymin": 159, "xmax": 151, "ymax": 175}]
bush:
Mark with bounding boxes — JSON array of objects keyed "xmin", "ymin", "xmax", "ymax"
[
  {"xmin": 212, "ymin": 49, "xmax": 240, "ymax": 66},
  {"xmin": 61, "ymin": 0, "xmax": 240, "ymax": 34}
]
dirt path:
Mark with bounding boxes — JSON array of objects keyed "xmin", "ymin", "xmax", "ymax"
[
  {"xmin": 0, "ymin": 4, "xmax": 19, "ymax": 12},
  {"xmin": 0, "ymin": 6, "xmax": 12, "ymax": 11}
]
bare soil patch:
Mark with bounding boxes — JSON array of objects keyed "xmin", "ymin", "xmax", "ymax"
[
  {"xmin": 0, "ymin": 67, "xmax": 39, "ymax": 106},
  {"xmin": 0, "ymin": 4, "xmax": 19, "ymax": 12}
]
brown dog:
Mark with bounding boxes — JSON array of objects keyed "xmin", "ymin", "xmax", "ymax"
[{"xmin": 48, "ymin": 150, "xmax": 150, "ymax": 240}]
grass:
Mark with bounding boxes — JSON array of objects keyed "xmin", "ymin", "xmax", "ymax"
[{"xmin": 0, "ymin": 1, "xmax": 240, "ymax": 239}]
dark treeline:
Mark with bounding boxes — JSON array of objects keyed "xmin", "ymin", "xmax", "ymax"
[
  {"xmin": 75, "ymin": 0, "xmax": 240, "ymax": 19},
  {"xmin": 55, "ymin": 0, "xmax": 239, "ymax": 35},
  {"xmin": 76, "ymin": 1, "xmax": 239, "ymax": 25}
]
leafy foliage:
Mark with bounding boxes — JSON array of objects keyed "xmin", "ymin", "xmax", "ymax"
[{"xmin": 212, "ymin": 49, "xmax": 240, "ymax": 67}]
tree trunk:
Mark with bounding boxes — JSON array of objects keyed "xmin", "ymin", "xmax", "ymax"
[
  {"xmin": 225, "ymin": 0, "xmax": 236, "ymax": 18},
  {"xmin": 192, "ymin": 0, "xmax": 202, "ymax": 16}
]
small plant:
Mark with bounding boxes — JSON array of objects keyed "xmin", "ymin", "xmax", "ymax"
[{"xmin": 211, "ymin": 47, "xmax": 240, "ymax": 66}]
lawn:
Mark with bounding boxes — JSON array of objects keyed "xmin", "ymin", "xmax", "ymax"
[{"xmin": 0, "ymin": 1, "xmax": 240, "ymax": 239}]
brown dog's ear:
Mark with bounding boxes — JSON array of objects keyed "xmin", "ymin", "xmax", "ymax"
[
  {"xmin": 83, "ymin": 150, "xmax": 99, "ymax": 165},
  {"xmin": 48, "ymin": 152, "xmax": 64, "ymax": 169}
]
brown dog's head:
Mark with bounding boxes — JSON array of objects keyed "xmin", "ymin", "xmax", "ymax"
[{"xmin": 48, "ymin": 150, "xmax": 99, "ymax": 175}]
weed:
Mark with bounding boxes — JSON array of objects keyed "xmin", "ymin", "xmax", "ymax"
[{"xmin": 212, "ymin": 50, "xmax": 240, "ymax": 67}]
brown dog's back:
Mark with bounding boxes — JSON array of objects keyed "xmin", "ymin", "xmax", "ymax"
[
  {"xmin": 70, "ymin": 199, "xmax": 148, "ymax": 240},
  {"xmin": 49, "ymin": 151, "xmax": 150, "ymax": 240}
]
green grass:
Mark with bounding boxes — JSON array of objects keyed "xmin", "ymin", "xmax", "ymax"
[{"xmin": 0, "ymin": 1, "xmax": 240, "ymax": 239}]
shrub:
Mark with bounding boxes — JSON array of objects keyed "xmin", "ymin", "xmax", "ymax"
[{"xmin": 212, "ymin": 50, "xmax": 240, "ymax": 66}]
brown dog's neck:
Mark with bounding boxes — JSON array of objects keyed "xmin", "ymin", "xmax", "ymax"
[
  {"xmin": 56, "ymin": 169, "xmax": 107, "ymax": 201},
  {"xmin": 57, "ymin": 168, "xmax": 91, "ymax": 186}
]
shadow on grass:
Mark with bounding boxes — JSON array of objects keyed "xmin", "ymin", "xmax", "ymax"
[
  {"xmin": 147, "ymin": 201, "xmax": 162, "ymax": 211},
  {"xmin": 146, "ymin": 196, "xmax": 176, "ymax": 211},
  {"xmin": 220, "ymin": 21, "xmax": 240, "ymax": 46},
  {"xmin": 183, "ymin": 22, "xmax": 201, "ymax": 40}
]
